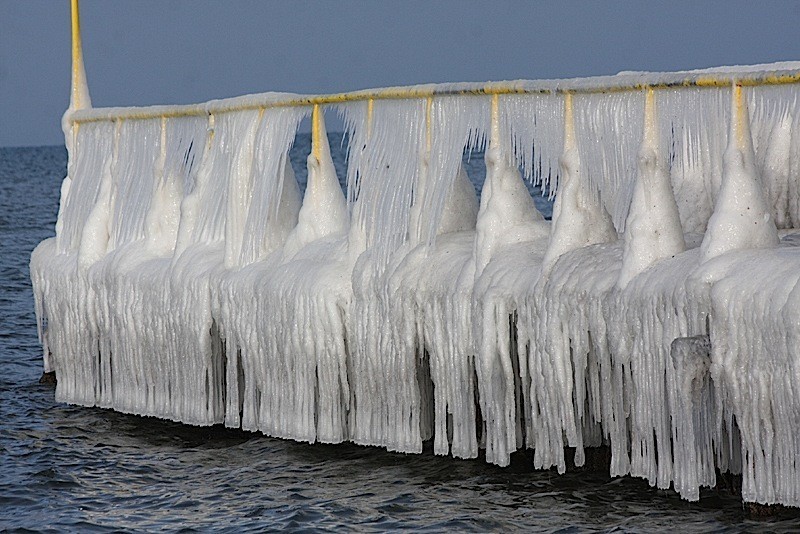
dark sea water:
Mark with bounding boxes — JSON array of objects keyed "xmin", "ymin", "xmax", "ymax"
[{"xmin": 1, "ymin": 144, "xmax": 798, "ymax": 532}]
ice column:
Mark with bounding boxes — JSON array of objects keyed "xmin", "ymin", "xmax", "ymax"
[
  {"xmin": 284, "ymin": 105, "xmax": 349, "ymax": 260},
  {"xmin": 701, "ymin": 85, "xmax": 779, "ymax": 261},
  {"xmin": 474, "ymin": 95, "xmax": 546, "ymax": 277},
  {"xmin": 543, "ymin": 93, "xmax": 617, "ymax": 272},
  {"xmin": 617, "ymin": 89, "xmax": 685, "ymax": 288}
]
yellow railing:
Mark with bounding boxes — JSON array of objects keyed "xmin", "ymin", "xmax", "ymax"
[{"xmin": 68, "ymin": 0, "xmax": 800, "ymax": 125}]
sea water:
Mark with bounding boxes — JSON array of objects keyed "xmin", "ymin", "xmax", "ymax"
[{"xmin": 2, "ymin": 143, "xmax": 797, "ymax": 532}]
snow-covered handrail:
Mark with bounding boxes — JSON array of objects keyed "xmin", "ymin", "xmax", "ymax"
[{"xmin": 68, "ymin": 65, "xmax": 800, "ymax": 124}]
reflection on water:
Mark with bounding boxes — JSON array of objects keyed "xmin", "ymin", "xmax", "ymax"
[{"xmin": 1, "ymin": 146, "xmax": 797, "ymax": 531}]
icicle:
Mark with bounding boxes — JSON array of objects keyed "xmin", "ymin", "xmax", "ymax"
[
  {"xmin": 338, "ymin": 100, "xmax": 371, "ymax": 258},
  {"xmin": 223, "ymin": 110, "xmax": 262, "ymax": 268},
  {"xmin": 573, "ymin": 91, "xmax": 644, "ymax": 230},
  {"xmin": 701, "ymin": 84, "xmax": 780, "ymax": 262},
  {"xmin": 760, "ymin": 111, "xmax": 793, "ymax": 229},
  {"xmin": 617, "ymin": 88, "xmax": 685, "ymax": 289},
  {"xmin": 145, "ymin": 115, "xmax": 206, "ymax": 257},
  {"xmin": 670, "ymin": 335, "xmax": 715, "ymax": 501},
  {"xmin": 499, "ymin": 93, "xmax": 563, "ymax": 192},
  {"xmin": 239, "ymin": 107, "xmax": 305, "ymax": 264},
  {"xmin": 174, "ymin": 114, "xmax": 217, "ymax": 259},
  {"xmin": 108, "ymin": 119, "xmax": 165, "ymax": 250},
  {"xmin": 78, "ymin": 120, "xmax": 120, "ymax": 268},
  {"xmin": 408, "ymin": 97, "xmax": 434, "ymax": 246},
  {"xmin": 542, "ymin": 93, "xmax": 616, "ymax": 272},
  {"xmin": 347, "ymin": 98, "xmax": 425, "ymax": 264},
  {"xmin": 658, "ymin": 87, "xmax": 727, "ymax": 235},
  {"xmin": 411, "ymin": 95, "xmax": 484, "ymax": 245}
]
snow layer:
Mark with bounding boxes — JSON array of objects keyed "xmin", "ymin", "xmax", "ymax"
[{"xmin": 32, "ymin": 64, "xmax": 800, "ymax": 508}]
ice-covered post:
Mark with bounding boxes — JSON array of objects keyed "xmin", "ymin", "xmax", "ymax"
[
  {"xmin": 474, "ymin": 94, "xmax": 546, "ymax": 277},
  {"xmin": 542, "ymin": 92, "xmax": 616, "ymax": 272},
  {"xmin": 282, "ymin": 104, "xmax": 349, "ymax": 260},
  {"xmin": 700, "ymin": 84, "xmax": 779, "ymax": 261},
  {"xmin": 617, "ymin": 88, "xmax": 685, "ymax": 288}
]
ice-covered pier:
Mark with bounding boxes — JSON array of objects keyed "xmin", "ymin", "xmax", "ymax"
[{"xmin": 32, "ymin": 1, "xmax": 800, "ymax": 508}]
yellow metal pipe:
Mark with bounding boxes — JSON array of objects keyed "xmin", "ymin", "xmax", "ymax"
[
  {"xmin": 366, "ymin": 98, "xmax": 374, "ymax": 139},
  {"xmin": 563, "ymin": 93, "xmax": 574, "ymax": 148},
  {"xmin": 312, "ymin": 103, "xmax": 322, "ymax": 161},
  {"xmin": 733, "ymin": 84, "xmax": 748, "ymax": 150},
  {"xmin": 70, "ymin": 0, "xmax": 82, "ymax": 102},
  {"xmin": 643, "ymin": 86, "xmax": 658, "ymax": 144},
  {"xmin": 67, "ymin": 65, "xmax": 800, "ymax": 125},
  {"xmin": 490, "ymin": 93, "xmax": 500, "ymax": 147},
  {"xmin": 645, "ymin": 86, "xmax": 656, "ymax": 120},
  {"xmin": 70, "ymin": 0, "xmax": 90, "ymax": 110}
]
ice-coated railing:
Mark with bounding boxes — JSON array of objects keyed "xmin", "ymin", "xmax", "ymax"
[{"xmin": 32, "ymin": 0, "xmax": 800, "ymax": 508}]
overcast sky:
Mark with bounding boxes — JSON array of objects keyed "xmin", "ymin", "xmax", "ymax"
[{"xmin": 3, "ymin": 0, "xmax": 800, "ymax": 147}]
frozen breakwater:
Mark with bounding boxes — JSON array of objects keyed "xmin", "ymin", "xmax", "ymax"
[{"xmin": 29, "ymin": 7, "xmax": 800, "ymax": 509}]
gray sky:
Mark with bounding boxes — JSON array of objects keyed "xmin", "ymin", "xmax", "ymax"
[{"xmin": 3, "ymin": 0, "xmax": 800, "ymax": 147}]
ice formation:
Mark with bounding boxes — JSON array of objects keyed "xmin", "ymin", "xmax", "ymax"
[{"xmin": 31, "ymin": 62, "xmax": 800, "ymax": 508}]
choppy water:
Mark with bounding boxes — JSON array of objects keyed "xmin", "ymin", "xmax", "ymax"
[{"xmin": 1, "ymin": 144, "xmax": 797, "ymax": 532}]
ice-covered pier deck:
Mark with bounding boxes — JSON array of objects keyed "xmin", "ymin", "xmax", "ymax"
[{"xmin": 32, "ymin": 1, "xmax": 800, "ymax": 509}]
